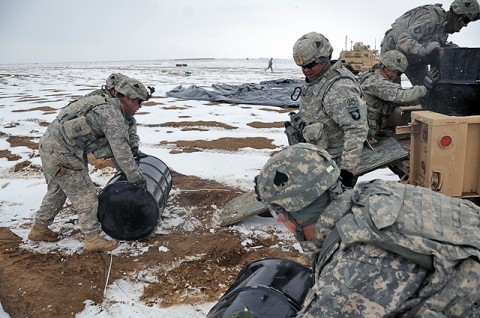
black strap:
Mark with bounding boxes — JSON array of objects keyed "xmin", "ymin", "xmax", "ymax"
[{"xmin": 314, "ymin": 227, "xmax": 341, "ymax": 273}]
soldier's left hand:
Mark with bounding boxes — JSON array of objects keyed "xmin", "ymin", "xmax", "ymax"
[
  {"xmin": 132, "ymin": 147, "xmax": 148, "ymax": 159},
  {"xmin": 132, "ymin": 176, "xmax": 147, "ymax": 191},
  {"xmin": 423, "ymin": 67, "xmax": 440, "ymax": 90}
]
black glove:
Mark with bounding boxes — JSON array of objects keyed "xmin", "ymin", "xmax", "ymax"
[
  {"xmin": 444, "ymin": 41, "xmax": 459, "ymax": 48},
  {"xmin": 132, "ymin": 176, "xmax": 147, "ymax": 191},
  {"xmin": 132, "ymin": 147, "xmax": 148, "ymax": 160},
  {"xmin": 340, "ymin": 169, "xmax": 355, "ymax": 188},
  {"xmin": 423, "ymin": 67, "xmax": 440, "ymax": 90},
  {"xmin": 418, "ymin": 42, "xmax": 440, "ymax": 58}
]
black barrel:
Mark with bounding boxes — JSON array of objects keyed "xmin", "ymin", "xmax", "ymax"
[
  {"xmin": 207, "ymin": 258, "xmax": 313, "ymax": 318},
  {"xmin": 423, "ymin": 47, "xmax": 480, "ymax": 116},
  {"xmin": 97, "ymin": 155, "xmax": 172, "ymax": 241}
]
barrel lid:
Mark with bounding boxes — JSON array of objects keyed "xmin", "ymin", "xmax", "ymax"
[{"xmin": 98, "ymin": 181, "xmax": 159, "ymax": 240}]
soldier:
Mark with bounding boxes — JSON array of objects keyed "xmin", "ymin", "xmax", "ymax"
[
  {"xmin": 254, "ymin": 143, "xmax": 480, "ymax": 317},
  {"xmin": 265, "ymin": 58, "xmax": 274, "ymax": 72},
  {"xmin": 358, "ymin": 50, "xmax": 439, "ymax": 139},
  {"xmin": 28, "ymin": 78, "xmax": 152, "ymax": 252},
  {"xmin": 381, "ymin": 0, "xmax": 480, "ymax": 86},
  {"xmin": 85, "ymin": 73, "xmax": 150, "ymax": 160},
  {"xmin": 85, "ymin": 72, "xmax": 128, "ymax": 98},
  {"xmin": 288, "ymin": 32, "xmax": 368, "ymax": 188}
]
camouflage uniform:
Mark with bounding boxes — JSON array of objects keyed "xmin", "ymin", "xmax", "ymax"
[
  {"xmin": 380, "ymin": 4, "xmax": 449, "ymax": 85},
  {"xmin": 84, "ymin": 73, "xmax": 140, "ymax": 153},
  {"xmin": 34, "ymin": 95, "xmax": 144, "ymax": 237},
  {"xmin": 358, "ymin": 68, "xmax": 427, "ymax": 138},
  {"xmin": 296, "ymin": 180, "xmax": 480, "ymax": 317},
  {"xmin": 298, "ymin": 61, "xmax": 368, "ymax": 174},
  {"xmin": 255, "ymin": 144, "xmax": 480, "ymax": 317}
]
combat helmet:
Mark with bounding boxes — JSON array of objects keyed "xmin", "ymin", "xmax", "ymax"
[
  {"xmin": 292, "ymin": 32, "xmax": 333, "ymax": 67},
  {"xmin": 105, "ymin": 73, "xmax": 128, "ymax": 90},
  {"xmin": 115, "ymin": 78, "xmax": 149, "ymax": 101},
  {"xmin": 380, "ymin": 50, "xmax": 408, "ymax": 73},
  {"xmin": 451, "ymin": 0, "xmax": 480, "ymax": 21},
  {"xmin": 255, "ymin": 143, "xmax": 340, "ymax": 212}
]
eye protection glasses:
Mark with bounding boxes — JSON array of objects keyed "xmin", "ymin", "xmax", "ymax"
[
  {"xmin": 268, "ymin": 203, "xmax": 319, "ymax": 223},
  {"xmin": 301, "ymin": 60, "xmax": 320, "ymax": 70}
]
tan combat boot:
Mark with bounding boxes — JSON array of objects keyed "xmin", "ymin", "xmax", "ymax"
[
  {"xmin": 28, "ymin": 224, "xmax": 60, "ymax": 242},
  {"xmin": 83, "ymin": 235, "xmax": 118, "ymax": 253}
]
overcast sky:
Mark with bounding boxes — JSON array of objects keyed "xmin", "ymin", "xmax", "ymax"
[{"xmin": 1, "ymin": 0, "xmax": 479, "ymax": 64}]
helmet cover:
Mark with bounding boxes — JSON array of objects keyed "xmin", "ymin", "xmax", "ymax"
[
  {"xmin": 256, "ymin": 143, "xmax": 340, "ymax": 212},
  {"xmin": 293, "ymin": 32, "xmax": 333, "ymax": 66},
  {"xmin": 380, "ymin": 50, "xmax": 408, "ymax": 73}
]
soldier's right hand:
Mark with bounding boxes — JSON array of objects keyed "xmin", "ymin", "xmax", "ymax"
[
  {"xmin": 418, "ymin": 42, "xmax": 440, "ymax": 58},
  {"xmin": 132, "ymin": 176, "xmax": 147, "ymax": 191}
]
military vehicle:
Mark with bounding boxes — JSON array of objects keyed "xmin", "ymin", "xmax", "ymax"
[{"xmin": 339, "ymin": 42, "xmax": 380, "ymax": 74}]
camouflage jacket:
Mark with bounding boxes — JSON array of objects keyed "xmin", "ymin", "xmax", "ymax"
[
  {"xmin": 358, "ymin": 69, "xmax": 427, "ymax": 137},
  {"xmin": 307, "ymin": 179, "xmax": 480, "ymax": 302},
  {"xmin": 298, "ymin": 61, "xmax": 368, "ymax": 173},
  {"xmin": 382, "ymin": 4, "xmax": 448, "ymax": 58},
  {"xmin": 50, "ymin": 95, "xmax": 142, "ymax": 182},
  {"xmin": 84, "ymin": 88, "xmax": 140, "ymax": 150}
]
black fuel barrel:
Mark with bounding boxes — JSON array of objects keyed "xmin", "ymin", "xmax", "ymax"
[
  {"xmin": 423, "ymin": 47, "xmax": 480, "ymax": 116},
  {"xmin": 207, "ymin": 258, "xmax": 313, "ymax": 318},
  {"xmin": 97, "ymin": 155, "xmax": 172, "ymax": 241}
]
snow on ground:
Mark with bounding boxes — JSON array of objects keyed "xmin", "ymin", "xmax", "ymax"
[{"xmin": 0, "ymin": 58, "xmax": 398, "ymax": 317}]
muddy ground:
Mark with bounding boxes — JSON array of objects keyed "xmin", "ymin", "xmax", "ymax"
[{"xmin": 0, "ymin": 119, "xmax": 306, "ymax": 318}]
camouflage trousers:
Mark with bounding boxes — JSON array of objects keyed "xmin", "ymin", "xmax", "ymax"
[
  {"xmin": 297, "ymin": 244, "xmax": 428, "ymax": 317},
  {"xmin": 33, "ymin": 133, "xmax": 101, "ymax": 237}
]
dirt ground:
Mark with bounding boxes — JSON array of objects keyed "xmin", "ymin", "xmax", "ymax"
[{"xmin": 0, "ymin": 123, "xmax": 306, "ymax": 318}]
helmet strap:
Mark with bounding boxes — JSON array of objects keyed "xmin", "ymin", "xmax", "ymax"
[
  {"xmin": 328, "ymin": 180, "xmax": 345, "ymax": 200},
  {"xmin": 318, "ymin": 58, "xmax": 331, "ymax": 77},
  {"xmin": 446, "ymin": 10, "xmax": 463, "ymax": 33},
  {"xmin": 380, "ymin": 65, "xmax": 397, "ymax": 81},
  {"xmin": 119, "ymin": 95, "xmax": 136, "ymax": 116}
]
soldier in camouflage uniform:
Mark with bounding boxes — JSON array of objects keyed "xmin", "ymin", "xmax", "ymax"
[
  {"xmin": 381, "ymin": 0, "xmax": 480, "ymax": 86},
  {"xmin": 84, "ymin": 73, "xmax": 149, "ymax": 160},
  {"xmin": 28, "ymin": 78, "xmax": 152, "ymax": 252},
  {"xmin": 254, "ymin": 143, "xmax": 480, "ymax": 317},
  {"xmin": 290, "ymin": 32, "xmax": 368, "ymax": 188},
  {"xmin": 359, "ymin": 50, "xmax": 438, "ymax": 139}
]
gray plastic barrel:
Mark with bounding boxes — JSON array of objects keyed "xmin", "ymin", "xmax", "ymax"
[
  {"xmin": 207, "ymin": 258, "xmax": 313, "ymax": 318},
  {"xmin": 97, "ymin": 155, "xmax": 172, "ymax": 241},
  {"xmin": 423, "ymin": 47, "xmax": 480, "ymax": 116}
]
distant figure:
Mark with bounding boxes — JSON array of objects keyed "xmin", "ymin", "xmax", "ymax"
[
  {"xmin": 381, "ymin": 0, "xmax": 479, "ymax": 85},
  {"xmin": 265, "ymin": 58, "xmax": 273, "ymax": 72}
]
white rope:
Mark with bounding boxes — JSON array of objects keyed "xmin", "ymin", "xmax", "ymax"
[
  {"xmin": 177, "ymin": 188, "xmax": 243, "ymax": 192},
  {"xmin": 104, "ymin": 253, "xmax": 113, "ymax": 296}
]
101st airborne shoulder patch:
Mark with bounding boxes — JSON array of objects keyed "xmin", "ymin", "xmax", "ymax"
[{"xmin": 346, "ymin": 97, "xmax": 361, "ymax": 120}]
